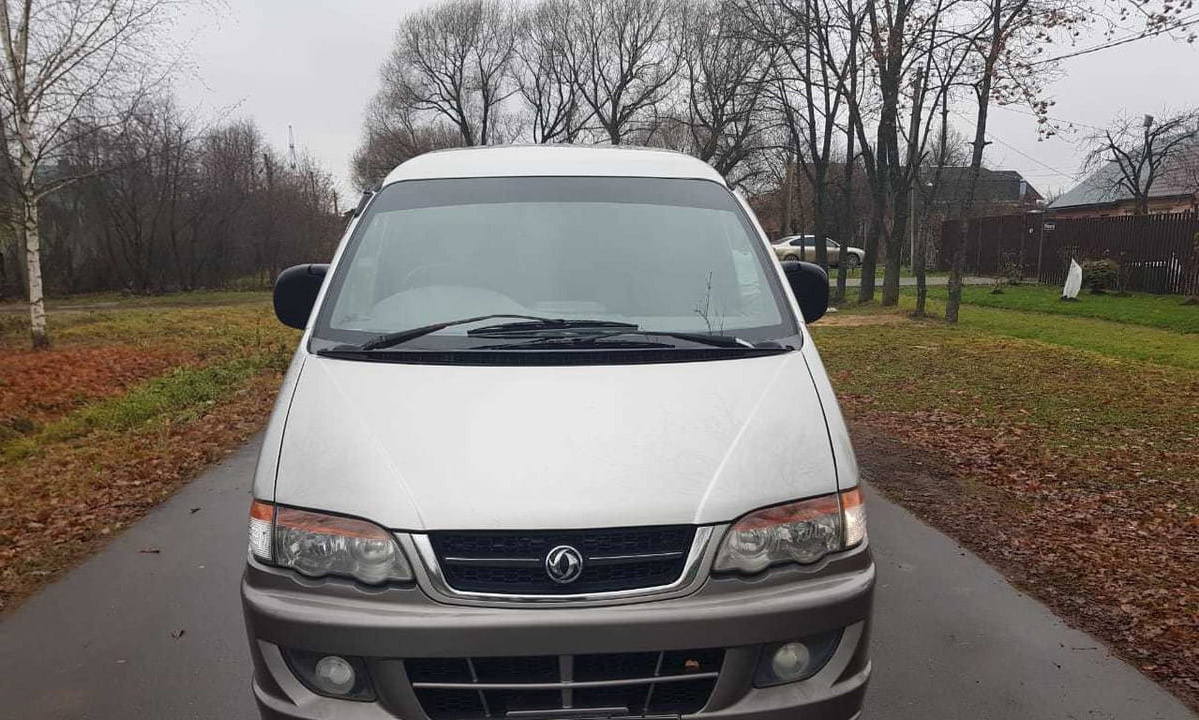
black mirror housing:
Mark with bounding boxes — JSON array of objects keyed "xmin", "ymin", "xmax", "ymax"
[
  {"xmin": 781, "ymin": 261, "xmax": 829, "ymax": 323},
  {"xmin": 273, "ymin": 264, "xmax": 330, "ymax": 329}
]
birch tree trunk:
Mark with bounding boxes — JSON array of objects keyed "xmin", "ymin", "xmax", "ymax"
[
  {"xmin": 17, "ymin": 118, "xmax": 48, "ymax": 346},
  {"xmin": 21, "ymin": 193, "xmax": 47, "ymax": 348}
]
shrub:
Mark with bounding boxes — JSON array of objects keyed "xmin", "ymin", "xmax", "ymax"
[
  {"xmin": 1082, "ymin": 259, "xmax": 1119, "ymax": 293},
  {"xmin": 1000, "ymin": 253, "xmax": 1023, "ymax": 285}
]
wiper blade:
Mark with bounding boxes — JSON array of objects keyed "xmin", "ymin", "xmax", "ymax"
[
  {"xmin": 474, "ymin": 336, "xmax": 676, "ymax": 350},
  {"xmin": 355, "ymin": 314, "xmax": 567, "ymax": 351},
  {"xmin": 476, "ymin": 329, "xmax": 757, "ymax": 350},
  {"xmin": 465, "ymin": 318, "xmax": 639, "ymax": 335},
  {"xmin": 639, "ymin": 331, "xmax": 756, "ymax": 349}
]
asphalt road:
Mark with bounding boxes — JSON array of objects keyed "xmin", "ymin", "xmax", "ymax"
[{"xmin": 1, "ymin": 438, "xmax": 1192, "ymax": 720}]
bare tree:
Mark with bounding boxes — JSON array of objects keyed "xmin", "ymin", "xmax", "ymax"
[
  {"xmin": 0, "ymin": 0, "xmax": 174, "ymax": 348},
  {"xmin": 42, "ymin": 108, "xmax": 340, "ymax": 296},
  {"xmin": 678, "ymin": 0, "xmax": 773, "ymax": 181},
  {"xmin": 853, "ymin": 0, "xmax": 970, "ymax": 305},
  {"xmin": 1082, "ymin": 110, "xmax": 1199, "ymax": 215},
  {"xmin": 830, "ymin": 0, "xmax": 863, "ymax": 304},
  {"xmin": 351, "ymin": 96, "xmax": 461, "ymax": 189},
  {"xmin": 384, "ymin": 0, "xmax": 517, "ymax": 147},
  {"xmin": 71, "ymin": 97, "xmax": 197, "ymax": 292},
  {"xmin": 514, "ymin": 0, "xmax": 588, "ymax": 143},
  {"xmin": 565, "ymin": 0, "xmax": 681, "ymax": 145},
  {"xmin": 944, "ymin": 0, "xmax": 1085, "ymax": 323}
]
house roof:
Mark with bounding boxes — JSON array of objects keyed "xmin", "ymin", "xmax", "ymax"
[
  {"xmin": 1049, "ymin": 142, "xmax": 1199, "ymax": 210},
  {"xmin": 925, "ymin": 167, "xmax": 1043, "ymax": 206}
]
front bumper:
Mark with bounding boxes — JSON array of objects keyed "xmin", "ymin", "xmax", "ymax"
[{"xmin": 242, "ymin": 543, "xmax": 874, "ymax": 720}]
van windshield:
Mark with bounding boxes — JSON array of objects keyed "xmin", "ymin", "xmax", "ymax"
[{"xmin": 312, "ymin": 176, "xmax": 796, "ymax": 349}]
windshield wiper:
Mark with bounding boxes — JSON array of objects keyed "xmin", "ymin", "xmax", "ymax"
[
  {"xmin": 643, "ymin": 331, "xmax": 756, "ymax": 348},
  {"xmin": 347, "ymin": 315, "xmax": 637, "ymax": 351},
  {"xmin": 465, "ymin": 319, "xmax": 756, "ymax": 349},
  {"xmin": 475, "ymin": 329, "xmax": 757, "ymax": 350},
  {"xmin": 331, "ymin": 313, "xmax": 764, "ymax": 353},
  {"xmin": 465, "ymin": 318, "xmax": 639, "ymax": 336},
  {"xmin": 474, "ymin": 336, "xmax": 677, "ymax": 350}
]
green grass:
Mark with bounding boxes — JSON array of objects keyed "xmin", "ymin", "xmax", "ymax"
[
  {"xmin": 913, "ymin": 283, "xmax": 1199, "ymax": 333},
  {"xmin": 0, "ymin": 294, "xmax": 295, "ymax": 460},
  {"xmin": 3, "ymin": 359, "xmax": 265, "ymax": 461},
  {"xmin": 833, "ymin": 290, "xmax": 1199, "ymax": 370},
  {"xmin": 0, "ymin": 287, "xmax": 271, "ymax": 312},
  {"xmin": 1, "ymin": 291, "xmax": 278, "ymax": 350},
  {"xmin": 812, "ymin": 322, "xmax": 1197, "ymax": 436}
]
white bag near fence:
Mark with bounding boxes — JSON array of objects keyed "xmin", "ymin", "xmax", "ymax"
[{"xmin": 1062, "ymin": 259, "xmax": 1083, "ymax": 299}]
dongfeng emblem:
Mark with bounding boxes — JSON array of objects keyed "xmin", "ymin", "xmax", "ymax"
[{"xmin": 545, "ymin": 545, "xmax": 584, "ymax": 584}]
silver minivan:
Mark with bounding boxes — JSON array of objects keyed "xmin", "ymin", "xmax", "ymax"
[{"xmin": 242, "ymin": 146, "xmax": 873, "ymax": 720}]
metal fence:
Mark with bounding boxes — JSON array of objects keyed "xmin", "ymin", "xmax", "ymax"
[{"xmin": 936, "ymin": 212, "xmax": 1199, "ymax": 295}]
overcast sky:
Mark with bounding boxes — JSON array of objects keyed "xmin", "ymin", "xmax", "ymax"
[{"xmin": 171, "ymin": 1, "xmax": 1199, "ymax": 201}]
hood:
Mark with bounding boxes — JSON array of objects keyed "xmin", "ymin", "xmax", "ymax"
[{"xmin": 273, "ymin": 351, "xmax": 837, "ymax": 530}]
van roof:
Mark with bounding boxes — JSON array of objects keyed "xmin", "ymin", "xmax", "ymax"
[{"xmin": 381, "ymin": 145, "xmax": 727, "ymax": 186}]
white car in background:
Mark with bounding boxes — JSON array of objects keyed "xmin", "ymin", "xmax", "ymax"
[{"xmin": 773, "ymin": 235, "xmax": 863, "ymax": 269}]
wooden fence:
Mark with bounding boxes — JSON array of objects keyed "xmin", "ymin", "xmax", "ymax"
[{"xmin": 936, "ymin": 212, "xmax": 1199, "ymax": 295}]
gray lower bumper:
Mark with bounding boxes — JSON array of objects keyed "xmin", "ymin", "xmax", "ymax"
[{"xmin": 243, "ymin": 545, "xmax": 874, "ymax": 720}]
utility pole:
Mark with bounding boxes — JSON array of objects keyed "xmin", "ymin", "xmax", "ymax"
[
  {"xmin": 781, "ymin": 150, "xmax": 795, "ymax": 237},
  {"xmin": 909, "ymin": 185, "xmax": 916, "ymax": 268},
  {"xmin": 1138, "ymin": 114, "xmax": 1154, "ymax": 215},
  {"xmin": 288, "ymin": 124, "xmax": 298, "ymax": 171}
]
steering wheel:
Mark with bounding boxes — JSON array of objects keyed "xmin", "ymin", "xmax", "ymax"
[{"xmin": 397, "ymin": 262, "xmax": 454, "ymax": 292}]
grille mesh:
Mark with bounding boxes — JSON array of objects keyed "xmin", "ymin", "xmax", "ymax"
[
  {"xmin": 407, "ymin": 649, "xmax": 723, "ymax": 720},
  {"xmin": 429, "ymin": 527, "xmax": 696, "ymax": 595}
]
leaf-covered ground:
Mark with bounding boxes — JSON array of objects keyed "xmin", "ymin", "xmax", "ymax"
[
  {"xmin": 0, "ymin": 293, "xmax": 295, "ymax": 611},
  {"xmin": 812, "ymin": 313, "xmax": 1199, "ymax": 710},
  {"xmin": 0, "ymin": 346, "xmax": 186, "ymax": 431}
]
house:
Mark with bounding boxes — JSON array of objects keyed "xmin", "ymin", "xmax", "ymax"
[
  {"xmin": 1049, "ymin": 145, "xmax": 1199, "ymax": 218},
  {"xmin": 920, "ymin": 167, "xmax": 1044, "ymax": 217}
]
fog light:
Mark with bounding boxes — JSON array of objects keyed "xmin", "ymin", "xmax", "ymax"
[
  {"xmin": 771, "ymin": 642, "xmax": 812, "ymax": 680},
  {"xmin": 281, "ymin": 647, "xmax": 375, "ymax": 701},
  {"xmin": 754, "ymin": 630, "xmax": 843, "ymax": 687},
  {"xmin": 314, "ymin": 655, "xmax": 356, "ymax": 695}
]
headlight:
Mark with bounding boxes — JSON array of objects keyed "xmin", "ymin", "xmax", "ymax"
[
  {"xmin": 248, "ymin": 500, "xmax": 413, "ymax": 585},
  {"xmin": 714, "ymin": 488, "xmax": 866, "ymax": 574}
]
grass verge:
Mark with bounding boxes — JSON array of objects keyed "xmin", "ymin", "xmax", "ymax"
[
  {"xmin": 3, "ymin": 359, "xmax": 264, "ymax": 461},
  {"xmin": 0, "ymin": 293, "xmax": 295, "ymax": 611},
  {"xmin": 812, "ymin": 313, "xmax": 1199, "ymax": 709},
  {"xmin": 914, "ymin": 283, "xmax": 1199, "ymax": 333},
  {"xmin": 833, "ymin": 292, "xmax": 1199, "ymax": 370}
]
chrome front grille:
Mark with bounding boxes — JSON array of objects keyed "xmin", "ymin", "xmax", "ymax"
[
  {"xmin": 427, "ymin": 527, "xmax": 697, "ymax": 595},
  {"xmin": 406, "ymin": 649, "xmax": 724, "ymax": 720}
]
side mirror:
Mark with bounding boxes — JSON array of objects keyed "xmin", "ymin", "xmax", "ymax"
[
  {"xmin": 782, "ymin": 261, "xmax": 828, "ymax": 323},
  {"xmin": 273, "ymin": 264, "xmax": 330, "ymax": 329}
]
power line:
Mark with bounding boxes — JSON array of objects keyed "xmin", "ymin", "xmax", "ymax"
[
  {"xmin": 991, "ymin": 104, "xmax": 1104, "ymax": 132},
  {"xmin": 951, "ymin": 110, "xmax": 1081, "ymax": 180},
  {"xmin": 1029, "ymin": 15, "xmax": 1199, "ymax": 65},
  {"xmin": 987, "ymin": 134, "xmax": 1080, "ymax": 180}
]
